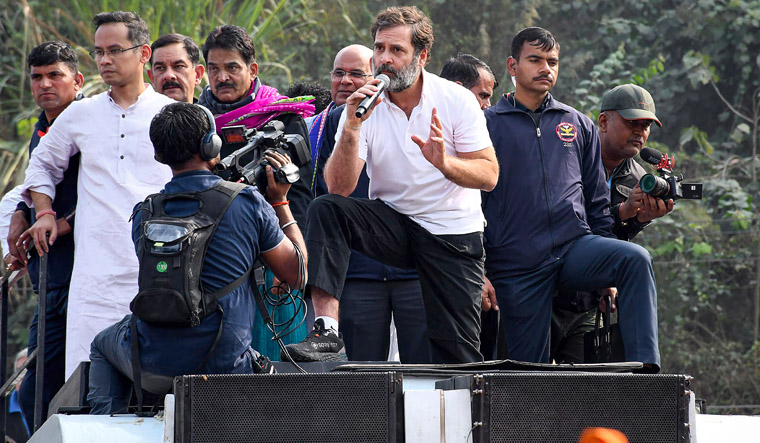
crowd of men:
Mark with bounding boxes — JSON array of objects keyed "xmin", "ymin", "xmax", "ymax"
[{"xmin": 2, "ymin": 5, "xmax": 674, "ymax": 424}]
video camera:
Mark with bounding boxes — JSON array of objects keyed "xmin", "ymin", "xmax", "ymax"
[
  {"xmin": 638, "ymin": 147, "xmax": 702, "ymax": 201},
  {"xmin": 213, "ymin": 120, "xmax": 310, "ymax": 193}
]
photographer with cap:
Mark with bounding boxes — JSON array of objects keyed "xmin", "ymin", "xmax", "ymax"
[{"xmin": 551, "ymin": 84, "xmax": 673, "ymax": 364}]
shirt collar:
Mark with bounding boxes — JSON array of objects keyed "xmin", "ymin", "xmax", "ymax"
[
  {"xmin": 508, "ymin": 91, "xmax": 551, "ymax": 113},
  {"xmin": 107, "ymin": 84, "xmax": 159, "ymax": 108},
  {"xmin": 380, "ymin": 68, "xmax": 429, "ymax": 111},
  {"xmin": 165, "ymin": 170, "xmax": 220, "ymax": 193}
]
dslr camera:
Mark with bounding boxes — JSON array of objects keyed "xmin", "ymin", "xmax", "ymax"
[
  {"xmin": 638, "ymin": 147, "xmax": 702, "ymax": 201},
  {"xmin": 214, "ymin": 120, "xmax": 310, "ymax": 193}
]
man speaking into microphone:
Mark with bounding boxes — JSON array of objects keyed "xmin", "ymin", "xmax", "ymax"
[{"xmin": 285, "ymin": 5, "xmax": 498, "ymax": 364}]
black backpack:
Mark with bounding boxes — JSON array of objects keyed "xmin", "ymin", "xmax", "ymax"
[
  {"xmin": 128, "ymin": 180, "xmax": 259, "ymax": 415},
  {"xmin": 130, "ymin": 180, "xmax": 249, "ymax": 327}
]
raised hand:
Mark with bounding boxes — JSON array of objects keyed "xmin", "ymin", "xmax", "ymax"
[{"xmin": 411, "ymin": 107, "xmax": 447, "ymax": 171}]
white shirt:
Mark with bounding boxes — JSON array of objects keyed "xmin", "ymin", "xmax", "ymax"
[
  {"xmin": 336, "ymin": 70, "xmax": 492, "ymax": 235},
  {"xmin": 0, "ymin": 185, "xmax": 23, "ymax": 257},
  {"xmin": 22, "ymin": 85, "xmax": 173, "ymax": 377}
]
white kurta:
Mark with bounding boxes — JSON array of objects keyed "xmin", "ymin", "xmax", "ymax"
[
  {"xmin": 22, "ymin": 86, "xmax": 173, "ymax": 378},
  {"xmin": 0, "ymin": 185, "xmax": 23, "ymax": 257}
]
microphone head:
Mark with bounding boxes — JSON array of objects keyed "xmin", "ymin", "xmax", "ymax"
[
  {"xmin": 375, "ymin": 73, "xmax": 391, "ymax": 87},
  {"xmin": 640, "ymin": 147, "xmax": 663, "ymax": 165}
]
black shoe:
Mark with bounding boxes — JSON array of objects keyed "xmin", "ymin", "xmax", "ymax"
[
  {"xmin": 252, "ymin": 349, "xmax": 276, "ymax": 374},
  {"xmin": 282, "ymin": 319, "xmax": 347, "ymax": 362}
]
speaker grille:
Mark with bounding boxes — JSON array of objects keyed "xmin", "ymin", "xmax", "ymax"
[
  {"xmin": 177, "ymin": 372, "xmax": 401, "ymax": 443},
  {"xmin": 483, "ymin": 373, "xmax": 685, "ymax": 443}
]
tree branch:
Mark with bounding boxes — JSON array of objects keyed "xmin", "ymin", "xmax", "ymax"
[{"xmin": 710, "ymin": 79, "xmax": 752, "ymax": 122}]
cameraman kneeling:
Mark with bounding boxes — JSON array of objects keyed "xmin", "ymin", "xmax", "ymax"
[{"xmin": 87, "ymin": 102, "xmax": 306, "ymax": 414}]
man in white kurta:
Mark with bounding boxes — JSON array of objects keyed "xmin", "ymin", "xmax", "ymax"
[{"xmin": 21, "ymin": 12, "xmax": 173, "ymax": 378}]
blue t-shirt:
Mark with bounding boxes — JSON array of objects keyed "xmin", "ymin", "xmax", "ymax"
[{"xmin": 131, "ymin": 170, "xmax": 284, "ymax": 375}]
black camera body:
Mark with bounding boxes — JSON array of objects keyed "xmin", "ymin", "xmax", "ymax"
[
  {"xmin": 214, "ymin": 120, "xmax": 310, "ymax": 193},
  {"xmin": 638, "ymin": 148, "xmax": 702, "ymax": 201}
]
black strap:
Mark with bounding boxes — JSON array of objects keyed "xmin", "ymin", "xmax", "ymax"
[
  {"xmin": 129, "ymin": 315, "xmax": 146, "ymax": 415},
  {"xmin": 592, "ymin": 308, "xmax": 602, "ymax": 362},
  {"xmin": 210, "ymin": 266, "xmax": 252, "ymax": 300},
  {"xmin": 191, "ymin": 306, "xmax": 225, "ymax": 373},
  {"xmin": 591, "ymin": 295, "xmax": 614, "ymax": 363},
  {"xmin": 602, "ymin": 294, "xmax": 612, "ymax": 361},
  {"xmin": 197, "ymin": 182, "xmax": 246, "ymax": 298},
  {"xmin": 129, "ymin": 306, "xmax": 224, "ymax": 414},
  {"xmin": 251, "ymin": 271, "xmax": 273, "ymax": 326}
]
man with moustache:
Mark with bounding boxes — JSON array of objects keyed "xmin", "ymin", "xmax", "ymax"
[
  {"xmin": 306, "ymin": 44, "xmax": 430, "ymax": 363},
  {"xmin": 286, "ymin": 6, "xmax": 498, "ymax": 364},
  {"xmin": 148, "ymin": 33, "xmax": 204, "ymax": 103},
  {"xmin": 198, "ymin": 25, "xmax": 314, "ymax": 359},
  {"xmin": 440, "ymin": 53, "xmax": 498, "ymax": 110},
  {"xmin": 20, "ymin": 11, "xmax": 173, "ymax": 379},
  {"xmin": 483, "ymin": 27, "xmax": 660, "ymax": 372},
  {"xmin": 197, "ymin": 25, "xmax": 313, "ymax": 224},
  {"xmin": 5, "ymin": 41, "xmax": 83, "ymax": 427}
]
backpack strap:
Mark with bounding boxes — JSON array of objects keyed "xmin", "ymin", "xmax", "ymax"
[
  {"xmin": 199, "ymin": 181, "xmax": 252, "ymax": 301},
  {"xmin": 130, "ymin": 315, "xmax": 148, "ymax": 416}
]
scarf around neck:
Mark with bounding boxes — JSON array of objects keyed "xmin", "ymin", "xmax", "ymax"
[{"xmin": 199, "ymin": 78, "xmax": 315, "ymax": 132}]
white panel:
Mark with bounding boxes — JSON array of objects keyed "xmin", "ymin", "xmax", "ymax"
[
  {"xmin": 695, "ymin": 414, "xmax": 760, "ymax": 443},
  {"xmin": 29, "ymin": 414, "xmax": 164, "ymax": 443},
  {"xmin": 444, "ymin": 389, "xmax": 473, "ymax": 443},
  {"xmin": 163, "ymin": 393, "xmax": 175, "ymax": 443},
  {"xmin": 404, "ymin": 389, "xmax": 443, "ymax": 443}
]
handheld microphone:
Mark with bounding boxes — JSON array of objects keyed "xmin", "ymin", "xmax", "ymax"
[
  {"xmin": 355, "ymin": 74, "xmax": 390, "ymax": 118},
  {"xmin": 640, "ymin": 147, "xmax": 663, "ymax": 165}
]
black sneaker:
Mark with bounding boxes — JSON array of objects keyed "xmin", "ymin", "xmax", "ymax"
[{"xmin": 282, "ymin": 319, "xmax": 347, "ymax": 362}]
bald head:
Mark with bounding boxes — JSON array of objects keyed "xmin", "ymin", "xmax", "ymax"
[{"xmin": 331, "ymin": 44, "xmax": 373, "ymax": 105}]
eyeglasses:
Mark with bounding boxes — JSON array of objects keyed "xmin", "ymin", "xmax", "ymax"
[
  {"xmin": 89, "ymin": 45, "xmax": 141, "ymax": 60},
  {"xmin": 330, "ymin": 69, "xmax": 371, "ymax": 80}
]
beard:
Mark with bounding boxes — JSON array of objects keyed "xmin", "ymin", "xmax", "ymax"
[{"xmin": 374, "ymin": 51, "xmax": 420, "ymax": 93}]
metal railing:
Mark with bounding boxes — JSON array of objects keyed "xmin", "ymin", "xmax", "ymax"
[{"xmin": 1, "ymin": 249, "xmax": 49, "ymax": 440}]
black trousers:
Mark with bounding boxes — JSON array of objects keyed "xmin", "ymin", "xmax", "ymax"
[
  {"xmin": 306, "ymin": 195, "xmax": 485, "ymax": 363},
  {"xmin": 340, "ymin": 278, "xmax": 431, "ymax": 363}
]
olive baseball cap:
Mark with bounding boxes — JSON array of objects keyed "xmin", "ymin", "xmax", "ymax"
[{"xmin": 600, "ymin": 84, "xmax": 662, "ymax": 127}]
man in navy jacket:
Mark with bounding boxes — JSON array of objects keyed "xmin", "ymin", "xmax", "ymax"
[
  {"xmin": 482, "ymin": 27, "xmax": 660, "ymax": 371},
  {"xmin": 6, "ymin": 41, "xmax": 83, "ymax": 425}
]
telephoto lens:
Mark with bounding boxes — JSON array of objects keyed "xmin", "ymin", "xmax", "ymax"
[{"xmin": 639, "ymin": 173, "xmax": 670, "ymax": 197}]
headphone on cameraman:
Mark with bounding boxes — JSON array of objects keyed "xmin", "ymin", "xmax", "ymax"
[{"xmin": 196, "ymin": 104, "xmax": 222, "ymax": 161}]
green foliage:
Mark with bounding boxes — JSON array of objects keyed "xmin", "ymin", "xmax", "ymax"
[{"xmin": 680, "ymin": 126, "xmax": 715, "ymax": 155}]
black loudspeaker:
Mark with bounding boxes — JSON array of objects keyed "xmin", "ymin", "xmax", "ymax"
[
  {"xmin": 48, "ymin": 361, "xmax": 90, "ymax": 416},
  {"xmin": 437, "ymin": 372, "xmax": 693, "ymax": 443},
  {"xmin": 174, "ymin": 372, "xmax": 404, "ymax": 443}
]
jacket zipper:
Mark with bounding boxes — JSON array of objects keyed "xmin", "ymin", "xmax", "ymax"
[{"xmin": 533, "ymin": 113, "xmax": 558, "ymax": 254}]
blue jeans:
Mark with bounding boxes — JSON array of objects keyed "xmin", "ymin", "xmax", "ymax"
[
  {"xmin": 340, "ymin": 278, "xmax": 431, "ymax": 363},
  {"xmin": 87, "ymin": 315, "xmax": 135, "ymax": 415},
  {"xmin": 493, "ymin": 234, "xmax": 660, "ymax": 367},
  {"xmin": 19, "ymin": 286, "xmax": 68, "ymax": 424}
]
